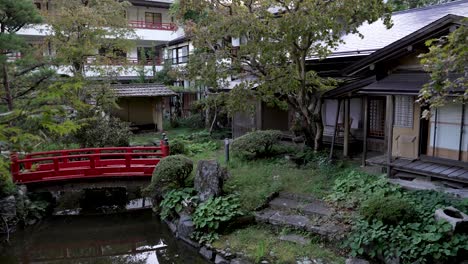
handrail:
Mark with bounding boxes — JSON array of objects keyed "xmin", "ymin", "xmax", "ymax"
[
  {"xmin": 25, "ymin": 146, "xmax": 165, "ymax": 158},
  {"xmin": 19, "ymin": 152, "xmax": 166, "ymax": 164},
  {"xmin": 128, "ymin": 21, "xmax": 177, "ymax": 31},
  {"xmin": 10, "ymin": 143, "xmax": 170, "ymax": 184}
]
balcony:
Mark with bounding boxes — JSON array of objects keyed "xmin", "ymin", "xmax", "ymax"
[
  {"xmin": 128, "ymin": 21, "xmax": 177, "ymax": 31},
  {"xmin": 86, "ymin": 56, "xmax": 163, "ymax": 66}
]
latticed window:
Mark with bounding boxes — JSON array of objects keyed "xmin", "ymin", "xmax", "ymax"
[
  {"xmin": 369, "ymin": 98, "xmax": 386, "ymax": 138},
  {"xmin": 394, "ymin": 95, "xmax": 414, "ymax": 128}
]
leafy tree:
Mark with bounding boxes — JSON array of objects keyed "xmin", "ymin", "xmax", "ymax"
[
  {"xmin": 387, "ymin": 0, "xmax": 456, "ymax": 11},
  {"xmin": 47, "ymin": 0, "xmax": 135, "ymax": 78},
  {"xmin": 45, "ymin": 0, "xmax": 137, "ymax": 118},
  {"xmin": 0, "ymin": 0, "xmax": 83, "ymax": 196},
  {"xmin": 0, "ymin": 0, "xmax": 43, "ymax": 111},
  {"xmin": 419, "ymin": 21, "xmax": 467, "ymax": 116},
  {"xmin": 174, "ymin": 0, "xmax": 391, "ymax": 150}
]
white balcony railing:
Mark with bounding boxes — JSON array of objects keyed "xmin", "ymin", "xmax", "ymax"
[{"xmin": 128, "ymin": 21, "xmax": 177, "ymax": 31}]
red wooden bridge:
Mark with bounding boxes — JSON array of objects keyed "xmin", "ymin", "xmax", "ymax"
[{"xmin": 10, "ymin": 141, "xmax": 170, "ymax": 184}]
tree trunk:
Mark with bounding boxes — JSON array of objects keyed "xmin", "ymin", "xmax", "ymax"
[
  {"xmin": 314, "ymin": 99, "xmax": 324, "ymax": 151},
  {"xmin": 2, "ymin": 63, "xmax": 13, "ymax": 111}
]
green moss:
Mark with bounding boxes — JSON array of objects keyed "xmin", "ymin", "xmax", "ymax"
[{"xmin": 212, "ymin": 225, "xmax": 344, "ymax": 264}]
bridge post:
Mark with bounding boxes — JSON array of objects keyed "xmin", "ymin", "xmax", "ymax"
[
  {"xmin": 10, "ymin": 153, "xmax": 20, "ymax": 182},
  {"xmin": 25, "ymin": 154, "xmax": 32, "ymax": 170},
  {"xmin": 53, "ymin": 158, "xmax": 60, "ymax": 175},
  {"xmin": 160, "ymin": 133, "xmax": 170, "ymax": 157}
]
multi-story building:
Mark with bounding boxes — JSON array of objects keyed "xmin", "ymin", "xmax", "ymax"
[
  {"xmin": 12, "ymin": 0, "xmax": 191, "ymax": 131},
  {"xmin": 17, "ymin": 0, "xmax": 184, "ymax": 80}
]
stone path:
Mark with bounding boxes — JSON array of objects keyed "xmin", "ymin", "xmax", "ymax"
[{"xmin": 254, "ymin": 193, "xmax": 346, "ymax": 240}]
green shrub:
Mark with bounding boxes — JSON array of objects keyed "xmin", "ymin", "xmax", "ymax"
[
  {"xmin": 177, "ymin": 114, "xmax": 205, "ymax": 129},
  {"xmin": 192, "ymin": 195, "xmax": 243, "ymax": 243},
  {"xmin": 148, "ymin": 155, "xmax": 193, "ymax": 192},
  {"xmin": 360, "ymin": 194, "xmax": 417, "ymax": 225},
  {"xmin": 160, "ymin": 188, "xmax": 198, "ymax": 219},
  {"xmin": 74, "ymin": 116, "xmax": 132, "ymax": 147},
  {"xmin": 334, "ymin": 170, "xmax": 468, "ymax": 262},
  {"xmin": 0, "ymin": 159, "xmax": 15, "ymax": 198},
  {"xmin": 328, "ymin": 170, "xmax": 401, "ymax": 208},
  {"xmin": 347, "ymin": 218, "xmax": 468, "ymax": 263},
  {"xmin": 170, "ymin": 139, "xmax": 188, "ymax": 155},
  {"xmin": 231, "ymin": 130, "xmax": 281, "ymax": 159},
  {"xmin": 186, "ymin": 141, "xmax": 219, "ymax": 155}
]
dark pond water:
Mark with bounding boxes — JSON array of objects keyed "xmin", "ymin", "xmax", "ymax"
[{"xmin": 0, "ymin": 210, "xmax": 209, "ymax": 264}]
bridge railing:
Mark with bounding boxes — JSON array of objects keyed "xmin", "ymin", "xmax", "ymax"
[{"xmin": 10, "ymin": 142, "xmax": 170, "ymax": 184}]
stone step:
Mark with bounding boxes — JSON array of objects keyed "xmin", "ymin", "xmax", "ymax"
[
  {"xmin": 254, "ymin": 209, "xmax": 343, "ymax": 239},
  {"xmin": 394, "ymin": 172, "xmax": 426, "ymax": 181},
  {"xmin": 268, "ymin": 196, "xmax": 332, "ymax": 218}
]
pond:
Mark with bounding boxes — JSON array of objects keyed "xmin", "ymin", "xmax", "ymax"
[{"xmin": 0, "ymin": 209, "xmax": 209, "ymax": 264}]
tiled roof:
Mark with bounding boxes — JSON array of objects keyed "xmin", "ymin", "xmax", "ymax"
[
  {"xmin": 112, "ymin": 83, "xmax": 176, "ymax": 97},
  {"xmin": 333, "ymin": 0, "xmax": 468, "ymax": 55}
]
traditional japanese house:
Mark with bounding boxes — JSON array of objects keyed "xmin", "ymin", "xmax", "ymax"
[
  {"xmin": 325, "ymin": 11, "xmax": 468, "ymax": 185},
  {"xmin": 112, "ymin": 83, "xmax": 176, "ymax": 131}
]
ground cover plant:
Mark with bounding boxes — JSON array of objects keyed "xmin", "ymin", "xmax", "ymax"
[
  {"xmin": 211, "ymin": 225, "xmax": 344, "ymax": 263},
  {"xmin": 330, "ymin": 170, "xmax": 468, "ymax": 263}
]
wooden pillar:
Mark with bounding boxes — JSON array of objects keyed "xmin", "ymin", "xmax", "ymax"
[
  {"xmin": 343, "ymin": 98, "xmax": 350, "ymax": 157},
  {"xmin": 362, "ymin": 96, "xmax": 369, "ymax": 167},
  {"xmin": 329, "ymin": 99, "xmax": 342, "ymax": 160},
  {"xmin": 152, "ymin": 97, "xmax": 164, "ymax": 131},
  {"xmin": 386, "ymin": 95, "xmax": 394, "ymax": 177}
]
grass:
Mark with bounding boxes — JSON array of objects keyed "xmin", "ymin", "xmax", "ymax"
[
  {"xmin": 225, "ymin": 157, "xmax": 352, "ymax": 211},
  {"xmin": 212, "ymin": 225, "xmax": 345, "ymax": 264},
  {"xmin": 130, "ymin": 127, "xmax": 205, "ymax": 146}
]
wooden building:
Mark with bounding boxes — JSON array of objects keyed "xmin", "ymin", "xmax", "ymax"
[
  {"xmin": 112, "ymin": 83, "xmax": 176, "ymax": 131},
  {"xmin": 325, "ymin": 13, "xmax": 468, "ymax": 185}
]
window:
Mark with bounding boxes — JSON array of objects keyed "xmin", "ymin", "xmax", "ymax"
[
  {"xmin": 394, "ymin": 95, "xmax": 414, "ymax": 128},
  {"xmin": 145, "ymin": 12, "xmax": 162, "ymax": 25},
  {"xmin": 170, "ymin": 46, "xmax": 189, "ymax": 64},
  {"xmin": 369, "ymin": 98, "xmax": 386, "ymax": 138},
  {"xmin": 34, "ymin": 3, "xmax": 41, "ymax": 9}
]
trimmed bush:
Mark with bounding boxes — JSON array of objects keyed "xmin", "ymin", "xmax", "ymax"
[
  {"xmin": 149, "ymin": 155, "xmax": 193, "ymax": 191},
  {"xmin": 231, "ymin": 130, "xmax": 281, "ymax": 159},
  {"xmin": 360, "ymin": 194, "xmax": 417, "ymax": 225},
  {"xmin": 170, "ymin": 139, "xmax": 188, "ymax": 155},
  {"xmin": 74, "ymin": 116, "xmax": 132, "ymax": 147}
]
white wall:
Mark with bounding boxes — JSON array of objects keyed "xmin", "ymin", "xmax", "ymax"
[{"xmin": 430, "ymin": 103, "xmax": 468, "ymax": 151}]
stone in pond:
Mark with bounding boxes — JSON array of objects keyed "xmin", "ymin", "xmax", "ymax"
[
  {"xmin": 177, "ymin": 213, "xmax": 195, "ymax": 239},
  {"xmin": 0, "ymin": 195, "xmax": 16, "ymax": 216},
  {"xmin": 194, "ymin": 160, "xmax": 228, "ymax": 202},
  {"xmin": 199, "ymin": 246, "xmax": 214, "ymax": 261}
]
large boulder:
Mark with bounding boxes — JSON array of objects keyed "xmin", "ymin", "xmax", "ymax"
[
  {"xmin": 0, "ymin": 195, "xmax": 16, "ymax": 216},
  {"xmin": 194, "ymin": 160, "xmax": 228, "ymax": 202}
]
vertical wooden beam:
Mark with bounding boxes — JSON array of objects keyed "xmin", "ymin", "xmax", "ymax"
[
  {"xmin": 329, "ymin": 99, "xmax": 341, "ymax": 161},
  {"xmin": 343, "ymin": 98, "xmax": 350, "ymax": 157},
  {"xmin": 432, "ymin": 108, "xmax": 438, "ymax": 156},
  {"xmin": 459, "ymin": 103, "xmax": 465, "ymax": 161},
  {"xmin": 386, "ymin": 95, "xmax": 394, "ymax": 177},
  {"xmin": 362, "ymin": 96, "xmax": 369, "ymax": 167}
]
